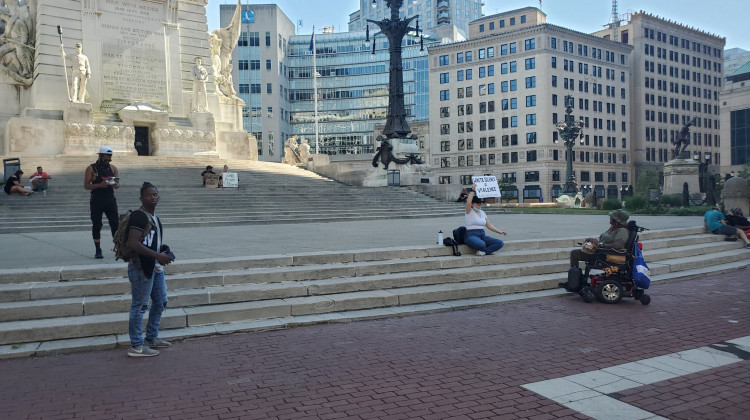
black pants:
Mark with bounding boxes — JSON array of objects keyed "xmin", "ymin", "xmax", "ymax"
[
  {"xmin": 569, "ymin": 249, "xmax": 596, "ymax": 268},
  {"xmin": 90, "ymin": 196, "xmax": 119, "ymax": 240}
]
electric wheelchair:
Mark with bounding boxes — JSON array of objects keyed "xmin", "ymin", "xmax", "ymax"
[{"xmin": 565, "ymin": 220, "xmax": 651, "ymax": 305}]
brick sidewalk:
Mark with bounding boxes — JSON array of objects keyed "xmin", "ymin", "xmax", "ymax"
[{"xmin": 1, "ymin": 269, "xmax": 748, "ymax": 420}]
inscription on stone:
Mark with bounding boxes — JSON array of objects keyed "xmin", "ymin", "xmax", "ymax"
[{"xmin": 99, "ymin": 0, "xmax": 168, "ymax": 106}]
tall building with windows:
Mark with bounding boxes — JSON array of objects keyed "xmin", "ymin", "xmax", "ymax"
[
  {"xmin": 720, "ymin": 57, "xmax": 750, "ymax": 172},
  {"xmin": 429, "ymin": 8, "xmax": 633, "ymax": 202},
  {"xmin": 348, "ymin": 0, "xmax": 483, "ymax": 41},
  {"xmin": 288, "ymin": 31, "xmax": 434, "ymax": 155},
  {"xmin": 220, "ymin": 4, "xmax": 295, "ymax": 161},
  {"xmin": 592, "ymin": 12, "xmax": 726, "ymax": 180}
]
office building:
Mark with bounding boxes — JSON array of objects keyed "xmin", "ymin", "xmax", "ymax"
[
  {"xmin": 592, "ymin": 12, "xmax": 726, "ymax": 179},
  {"xmin": 429, "ymin": 8, "xmax": 633, "ymax": 202},
  {"xmin": 720, "ymin": 56, "xmax": 750, "ymax": 172}
]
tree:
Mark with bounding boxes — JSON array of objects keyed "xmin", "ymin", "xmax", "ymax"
[{"xmin": 635, "ymin": 170, "xmax": 659, "ymax": 197}]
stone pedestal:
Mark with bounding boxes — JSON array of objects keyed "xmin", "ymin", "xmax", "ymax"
[
  {"xmin": 663, "ymin": 159, "xmax": 700, "ymax": 196},
  {"xmin": 63, "ymin": 102, "xmax": 94, "ymax": 125},
  {"xmin": 722, "ymin": 176, "xmax": 749, "ymax": 214},
  {"xmin": 189, "ymin": 111, "xmax": 215, "ymax": 132},
  {"xmin": 556, "ymin": 192, "xmax": 584, "ymax": 208},
  {"xmin": 363, "ymin": 137, "xmax": 428, "ymax": 187}
]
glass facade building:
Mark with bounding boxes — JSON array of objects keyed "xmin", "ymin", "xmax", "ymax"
[{"xmin": 288, "ymin": 31, "xmax": 435, "ymax": 155}]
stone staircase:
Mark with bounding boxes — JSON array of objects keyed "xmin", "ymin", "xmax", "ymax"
[
  {"xmin": 1, "ymin": 226, "xmax": 747, "ymax": 358},
  {"xmin": 0, "ymin": 155, "xmax": 466, "ymax": 233}
]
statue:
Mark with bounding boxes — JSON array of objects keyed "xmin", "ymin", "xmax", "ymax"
[
  {"xmin": 298, "ymin": 138, "xmax": 311, "ymax": 162},
  {"xmin": 191, "ymin": 57, "xmax": 209, "ymax": 112},
  {"xmin": 0, "ymin": 0, "xmax": 36, "ymax": 86},
  {"xmin": 671, "ymin": 117, "xmax": 696, "ymax": 159},
  {"xmin": 372, "ymin": 137, "xmax": 421, "ymax": 170},
  {"xmin": 209, "ymin": 0, "xmax": 241, "ymax": 100},
  {"xmin": 281, "ymin": 138, "xmax": 301, "ymax": 165},
  {"xmin": 61, "ymin": 42, "xmax": 91, "ymax": 103}
]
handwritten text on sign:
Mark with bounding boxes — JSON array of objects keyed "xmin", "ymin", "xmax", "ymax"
[{"xmin": 472, "ymin": 176, "xmax": 500, "ymax": 198}]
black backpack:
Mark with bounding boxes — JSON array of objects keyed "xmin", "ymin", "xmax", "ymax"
[
  {"xmin": 443, "ymin": 237, "xmax": 461, "ymax": 256},
  {"xmin": 452, "ymin": 226, "xmax": 467, "ymax": 245}
]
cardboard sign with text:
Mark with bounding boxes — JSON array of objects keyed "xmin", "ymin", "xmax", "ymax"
[
  {"xmin": 472, "ymin": 176, "xmax": 500, "ymax": 198},
  {"xmin": 223, "ymin": 172, "xmax": 239, "ymax": 188},
  {"xmin": 205, "ymin": 173, "xmax": 219, "ymax": 189}
]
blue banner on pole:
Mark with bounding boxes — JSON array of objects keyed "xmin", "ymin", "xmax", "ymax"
[
  {"xmin": 308, "ymin": 32, "xmax": 314, "ymax": 52},
  {"xmin": 241, "ymin": 10, "xmax": 254, "ymax": 23}
]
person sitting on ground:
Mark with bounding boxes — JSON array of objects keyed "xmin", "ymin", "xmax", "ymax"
[
  {"xmin": 4, "ymin": 169, "xmax": 32, "ymax": 196},
  {"xmin": 456, "ymin": 190, "xmax": 468, "ymax": 203},
  {"xmin": 218, "ymin": 164, "xmax": 229, "ymax": 187},
  {"xmin": 560, "ymin": 209, "xmax": 631, "ymax": 289},
  {"xmin": 29, "ymin": 166, "xmax": 52, "ymax": 192},
  {"xmin": 200, "ymin": 165, "xmax": 216, "ymax": 186},
  {"xmin": 725, "ymin": 207, "xmax": 750, "ymax": 234},
  {"xmin": 464, "ymin": 183, "xmax": 507, "ymax": 256},
  {"xmin": 705, "ymin": 206, "xmax": 750, "ymax": 248}
]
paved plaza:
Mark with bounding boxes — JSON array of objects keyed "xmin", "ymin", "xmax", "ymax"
[
  {"xmin": 0, "ymin": 213, "xmax": 705, "ymax": 269},
  {"xmin": 0, "ymin": 266, "xmax": 748, "ymax": 419}
]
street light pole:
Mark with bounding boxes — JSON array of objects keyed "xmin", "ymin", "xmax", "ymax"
[
  {"xmin": 555, "ymin": 95, "xmax": 585, "ymax": 196},
  {"xmin": 312, "ymin": 25, "xmax": 319, "ymax": 155}
]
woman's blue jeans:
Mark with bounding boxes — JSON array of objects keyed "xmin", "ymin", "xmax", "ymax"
[
  {"xmin": 128, "ymin": 264, "xmax": 167, "ymax": 347},
  {"xmin": 464, "ymin": 229, "xmax": 504, "ymax": 254}
]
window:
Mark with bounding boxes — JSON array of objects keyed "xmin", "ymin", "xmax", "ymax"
[
  {"xmin": 552, "ymin": 75, "xmax": 557, "ymax": 87},
  {"xmin": 439, "ymin": 55, "xmax": 449, "ymax": 65},
  {"xmin": 440, "ymin": 107, "xmax": 450, "ymax": 118},
  {"xmin": 238, "ymin": 60, "xmax": 249, "ymax": 70},
  {"xmin": 488, "ymin": 83, "xmax": 495, "ymax": 94},
  {"xmin": 510, "ymin": 61, "xmax": 517, "ymax": 72},
  {"xmin": 266, "ymin": 59, "xmax": 272, "ymax": 70},
  {"xmin": 525, "ymin": 76, "xmax": 536, "ymax": 88},
  {"xmin": 488, "ymin": 65, "xmax": 494, "ymax": 76},
  {"xmin": 440, "ymin": 124, "xmax": 450, "ymax": 134},
  {"xmin": 440, "ymin": 90, "xmax": 449, "ymax": 101},
  {"xmin": 266, "ymin": 83, "xmax": 272, "ymax": 94},
  {"xmin": 525, "ymin": 170, "xmax": 539, "ymax": 181},
  {"xmin": 466, "ymin": 69, "xmax": 473, "ymax": 80},
  {"xmin": 250, "ymin": 83, "xmax": 261, "ymax": 93},
  {"xmin": 524, "ymin": 38, "xmax": 535, "ymax": 50},
  {"xmin": 488, "ymin": 47, "xmax": 495, "ymax": 57},
  {"xmin": 440, "ymin": 72, "xmax": 449, "ymax": 83},
  {"xmin": 526, "ymin": 132, "xmax": 537, "ymax": 144},
  {"xmin": 466, "ymin": 51, "xmax": 473, "ymax": 62},
  {"xmin": 457, "ymin": 70, "xmax": 464, "ymax": 81},
  {"xmin": 239, "ymin": 84, "xmax": 249, "ymax": 94},
  {"xmin": 511, "ymin": 116, "xmax": 518, "ymax": 127},
  {"xmin": 526, "ymin": 95, "xmax": 536, "ymax": 107},
  {"xmin": 440, "ymin": 141, "xmax": 450, "ymax": 152},
  {"xmin": 510, "ymin": 42, "xmax": 517, "ymax": 53},
  {"xmin": 501, "ymin": 63, "xmax": 508, "ymax": 74},
  {"xmin": 479, "ymin": 67, "xmax": 486, "ymax": 78},
  {"xmin": 510, "ymin": 80, "xmax": 517, "ymax": 91},
  {"xmin": 479, "ymin": 48, "xmax": 486, "ymax": 59},
  {"xmin": 265, "ymin": 31, "xmax": 271, "ymax": 46},
  {"xmin": 465, "ymin": 86, "xmax": 473, "ymax": 97},
  {"xmin": 526, "ymin": 114, "xmax": 537, "ymax": 126}
]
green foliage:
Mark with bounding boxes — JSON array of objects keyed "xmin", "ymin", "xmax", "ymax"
[
  {"xmin": 635, "ymin": 170, "xmax": 659, "ymax": 196},
  {"xmin": 624, "ymin": 195, "xmax": 648, "ymax": 211},
  {"xmin": 498, "ymin": 177, "xmax": 517, "ymax": 203},
  {"xmin": 601, "ymin": 197, "xmax": 623, "ymax": 210},
  {"xmin": 659, "ymin": 194, "xmax": 683, "ymax": 207},
  {"xmin": 738, "ymin": 163, "xmax": 750, "ymax": 180}
]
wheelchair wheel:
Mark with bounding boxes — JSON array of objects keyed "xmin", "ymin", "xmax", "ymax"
[
  {"xmin": 595, "ymin": 279, "xmax": 623, "ymax": 304},
  {"xmin": 640, "ymin": 294, "xmax": 651, "ymax": 305},
  {"xmin": 581, "ymin": 290, "xmax": 594, "ymax": 303}
]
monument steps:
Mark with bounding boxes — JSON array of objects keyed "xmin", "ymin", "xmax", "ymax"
[{"xmin": 0, "ymin": 226, "xmax": 748, "ymax": 356}]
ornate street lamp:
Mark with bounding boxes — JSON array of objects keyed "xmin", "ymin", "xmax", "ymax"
[
  {"xmin": 366, "ymin": 0, "xmax": 424, "ymax": 169},
  {"xmin": 554, "ymin": 95, "xmax": 585, "ymax": 195}
]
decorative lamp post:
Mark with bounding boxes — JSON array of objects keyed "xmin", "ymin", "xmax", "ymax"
[
  {"xmin": 366, "ymin": 0, "xmax": 424, "ymax": 169},
  {"xmin": 554, "ymin": 95, "xmax": 585, "ymax": 195}
]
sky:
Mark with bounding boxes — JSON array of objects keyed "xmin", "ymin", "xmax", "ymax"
[{"xmin": 206, "ymin": 0, "xmax": 748, "ymax": 51}]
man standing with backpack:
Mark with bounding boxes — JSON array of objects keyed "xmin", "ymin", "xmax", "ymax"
[
  {"xmin": 126, "ymin": 182, "xmax": 175, "ymax": 357},
  {"xmin": 84, "ymin": 146, "xmax": 120, "ymax": 259}
]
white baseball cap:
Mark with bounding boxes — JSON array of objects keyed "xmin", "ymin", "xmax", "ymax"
[{"xmin": 98, "ymin": 146, "xmax": 113, "ymax": 155}]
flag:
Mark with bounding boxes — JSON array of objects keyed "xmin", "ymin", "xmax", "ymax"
[{"xmin": 308, "ymin": 32, "xmax": 314, "ymax": 52}]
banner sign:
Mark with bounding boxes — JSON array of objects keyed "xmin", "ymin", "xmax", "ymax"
[
  {"xmin": 223, "ymin": 172, "xmax": 239, "ymax": 188},
  {"xmin": 472, "ymin": 176, "xmax": 500, "ymax": 198}
]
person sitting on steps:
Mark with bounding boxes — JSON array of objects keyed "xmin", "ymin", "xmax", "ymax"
[
  {"xmin": 29, "ymin": 166, "xmax": 52, "ymax": 192},
  {"xmin": 704, "ymin": 206, "xmax": 750, "ymax": 248},
  {"xmin": 4, "ymin": 169, "xmax": 32, "ymax": 196},
  {"xmin": 201, "ymin": 165, "xmax": 216, "ymax": 186},
  {"xmin": 725, "ymin": 207, "xmax": 750, "ymax": 234},
  {"xmin": 464, "ymin": 183, "xmax": 507, "ymax": 256}
]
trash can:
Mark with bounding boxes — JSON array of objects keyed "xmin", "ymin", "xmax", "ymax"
[{"xmin": 3, "ymin": 157, "xmax": 21, "ymax": 182}]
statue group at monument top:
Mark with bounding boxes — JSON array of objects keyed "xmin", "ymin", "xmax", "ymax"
[{"xmin": 0, "ymin": 0, "xmax": 36, "ymax": 86}]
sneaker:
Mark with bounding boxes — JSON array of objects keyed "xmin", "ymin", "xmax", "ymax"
[
  {"xmin": 128, "ymin": 345, "xmax": 159, "ymax": 357},
  {"xmin": 745, "ymin": 243, "xmax": 750, "ymax": 248},
  {"xmin": 145, "ymin": 338, "xmax": 171, "ymax": 348},
  {"xmin": 94, "ymin": 250, "xmax": 103, "ymax": 259},
  {"xmin": 476, "ymin": 250, "xmax": 486, "ymax": 256}
]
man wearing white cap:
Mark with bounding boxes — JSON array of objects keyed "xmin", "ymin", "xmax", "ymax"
[{"xmin": 84, "ymin": 146, "xmax": 120, "ymax": 259}]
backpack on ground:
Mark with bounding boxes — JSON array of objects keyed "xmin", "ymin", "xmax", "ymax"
[
  {"xmin": 452, "ymin": 226, "xmax": 467, "ymax": 245},
  {"xmin": 443, "ymin": 237, "xmax": 461, "ymax": 256},
  {"xmin": 112, "ymin": 209, "xmax": 152, "ymax": 262}
]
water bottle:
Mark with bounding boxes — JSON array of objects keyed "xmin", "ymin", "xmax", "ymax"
[{"xmin": 438, "ymin": 230, "xmax": 443, "ymax": 244}]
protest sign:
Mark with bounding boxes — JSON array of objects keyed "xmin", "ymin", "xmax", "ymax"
[
  {"xmin": 472, "ymin": 175, "xmax": 500, "ymax": 198},
  {"xmin": 222, "ymin": 172, "xmax": 239, "ymax": 188}
]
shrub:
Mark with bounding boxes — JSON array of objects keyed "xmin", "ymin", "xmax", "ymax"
[
  {"xmin": 659, "ymin": 194, "xmax": 683, "ymax": 207},
  {"xmin": 601, "ymin": 198, "xmax": 622, "ymax": 210},
  {"xmin": 624, "ymin": 195, "xmax": 647, "ymax": 211},
  {"xmin": 635, "ymin": 170, "xmax": 659, "ymax": 196}
]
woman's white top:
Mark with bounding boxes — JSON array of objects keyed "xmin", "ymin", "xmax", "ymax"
[{"xmin": 465, "ymin": 208, "xmax": 487, "ymax": 230}]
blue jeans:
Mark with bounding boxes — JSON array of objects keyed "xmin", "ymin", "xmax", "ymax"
[
  {"xmin": 128, "ymin": 264, "xmax": 167, "ymax": 347},
  {"xmin": 464, "ymin": 229, "xmax": 504, "ymax": 254}
]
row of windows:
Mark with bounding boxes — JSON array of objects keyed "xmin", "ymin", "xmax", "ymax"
[
  {"xmin": 644, "ymin": 27, "xmax": 722, "ymax": 58},
  {"xmin": 477, "ymin": 14, "xmax": 528, "ymax": 33}
]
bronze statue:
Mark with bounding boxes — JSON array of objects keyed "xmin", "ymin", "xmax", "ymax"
[
  {"xmin": 371, "ymin": 138, "xmax": 421, "ymax": 169},
  {"xmin": 671, "ymin": 117, "xmax": 696, "ymax": 159}
]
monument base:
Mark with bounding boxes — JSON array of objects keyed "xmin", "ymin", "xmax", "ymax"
[
  {"xmin": 363, "ymin": 137, "xmax": 431, "ymax": 187},
  {"xmin": 556, "ymin": 192, "xmax": 585, "ymax": 208},
  {"xmin": 663, "ymin": 158, "xmax": 700, "ymax": 196}
]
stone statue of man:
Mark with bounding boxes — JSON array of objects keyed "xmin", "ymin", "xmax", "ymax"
[
  {"xmin": 191, "ymin": 56, "xmax": 209, "ymax": 112},
  {"xmin": 61, "ymin": 42, "xmax": 91, "ymax": 103}
]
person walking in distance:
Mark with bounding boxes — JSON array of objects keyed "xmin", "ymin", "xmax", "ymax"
[
  {"xmin": 127, "ymin": 182, "xmax": 175, "ymax": 357},
  {"xmin": 85, "ymin": 146, "xmax": 120, "ymax": 259}
]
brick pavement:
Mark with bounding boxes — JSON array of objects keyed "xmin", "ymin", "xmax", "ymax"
[{"xmin": 0, "ymin": 269, "xmax": 748, "ymax": 420}]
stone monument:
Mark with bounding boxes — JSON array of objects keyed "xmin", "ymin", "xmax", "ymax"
[
  {"xmin": 663, "ymin": 118, "xmax": 700, "ymax": 196},
  {"xmin": 722, "ymin": 176, "xmax": 749, "ymax": 214},
  {"xmin": 0, "ymin": 0, "xmax": 255, "ymax": 159}
]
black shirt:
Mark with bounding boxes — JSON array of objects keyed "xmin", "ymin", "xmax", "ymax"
[
  {"xmin": 726, "ymin": 214, "xmax": 750, "ymax": 228},
  {"xmin": 128, "ymin": 209, "xmax": 163, "ymax": 278},
  {"xmin": 4, "ymin": 175, "xmax": 19, "ymax": 194},
  {"xmin": 90, "ymin": 161, "xmax": 116, "ymax": 199}
]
